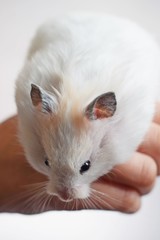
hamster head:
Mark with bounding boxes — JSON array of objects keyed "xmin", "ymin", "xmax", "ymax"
[{"xmin": 29, "ymin": 84, "xmax": 117, "ymax": 202}]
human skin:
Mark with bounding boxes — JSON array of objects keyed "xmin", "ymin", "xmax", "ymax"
[{"xmin": 0, "ymin": 103, "xmax": 159, "ymax": 214}]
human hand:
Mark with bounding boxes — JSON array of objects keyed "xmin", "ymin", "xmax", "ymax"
[{"xmin": 0, "ymin": 103, "xmax": 159, "ymax": 214}]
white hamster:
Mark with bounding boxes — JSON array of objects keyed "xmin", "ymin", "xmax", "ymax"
[{"xmin": 15, "ymin": 13, "xmax": 160, "ymax": 201}]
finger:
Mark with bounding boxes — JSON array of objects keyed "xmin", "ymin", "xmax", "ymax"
[
  {"xmin": 138, "ymin": 123, "xmax": 160, "ymax": 174},
  {"xmin": 153, "ymin": 102, "xmax": 160, "ymax": 124},
  {"xmin": 102, "ymin": 152, "xmax": 157, "ymax": 195},
  {"xmin": 90, "ymin": 181, "xmax": 141, "ymax": 213}
]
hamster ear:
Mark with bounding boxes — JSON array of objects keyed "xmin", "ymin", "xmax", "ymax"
[
  {"xmin": 30, "ymin": 84, "xmax": 58, "ymax": 114},
  {"xmin": 84, "ymin": 92, "xmax": 117, "ymax": 120}
]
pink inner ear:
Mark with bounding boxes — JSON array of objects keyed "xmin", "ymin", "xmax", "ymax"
[
  {"xmin": 94, "ymin": 107, "xmax": 114, "ymax": 119},
  {"xmin": 85, "ymin": 92, "xmax": 116, "ymax": 120},
  {"xmin": 93, "ymin": 108, "xmax": 108, "ymax": 119}
]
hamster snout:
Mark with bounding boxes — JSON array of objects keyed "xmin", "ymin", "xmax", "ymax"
[{"xmin": 47, "ymin": 182, "xmax": 90, "ymax": 202}]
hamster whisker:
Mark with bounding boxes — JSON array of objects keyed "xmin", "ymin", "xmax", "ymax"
[
  {"xmin": 22, "ymin": 188, "xmax": 47, "ymax": 213},
  {"xmin": 15, "ymin": 182, "xmax": 50, "ymax": 213},
  {"xmin": 90, "ymin": 191, "xmax": 115, "ymax": 210},
  {"xmin": 35, "ymin": 192, "xmax": 47, "ymax": 213},
  {"xmin": 23, "ymin": 181, "xmax": 48, "ymax": 190},
  {"xmin": 91, "ymin": 189, "xmax": 116, "ymax": 210},
  {"xmin": 0, "ymin": 181, "xmax": 48, "ymax": 213},
  {"xmin": 39, "ymin": 193, "xmax": 51, "ymax": 212},
  {"xmin": 91, "ymin": 188, "xmax": 122, "ymax": 204},
  {"xmin": 83, "ymin": 197, "xmax": 98, "ymax": 210},
  {"xmin": 71, "ymin": 199, "xmax": 76, "ymax": 210},
  {"xmin": 43, "ymin": 194, "xmax": 55, "ymax": 212},
  {"xmin": 47, "ymin": 194, "xmax": 55, "ymax": 210},
  {"xmin": 82, "ymin": 198, "xmax": 89, "ymax": 209},
  {"xmin": 89, "ymin": 195, "xmax": 104, "ymax": 210},
  {"xmin": 79, "ymin": 199, "xmax": 86, "ymax": 209},
  {"xmin": 84, "ymin": 197, "xmax": 98, "ymax": 209},
  {"xmin": 75, "ymin": 199, "xmax": 78, "ymax": 210}
]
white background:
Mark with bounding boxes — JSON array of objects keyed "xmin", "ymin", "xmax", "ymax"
[{"xmin": 0, "ymin": 0, "xmax": 160, "ymax": 239}]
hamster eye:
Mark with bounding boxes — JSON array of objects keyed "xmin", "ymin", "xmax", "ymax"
[
  {"xmin": 44, "ymin": 158, "xmax": 50, "ymax": 167},
  {"xmin": 80, "ymin": 160, "xmax": 91, "ymax": 174}
]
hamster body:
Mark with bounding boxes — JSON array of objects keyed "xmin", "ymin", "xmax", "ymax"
[{"xmin": 15, "ymin": 13, "xmax": 160, "ymax": 201}]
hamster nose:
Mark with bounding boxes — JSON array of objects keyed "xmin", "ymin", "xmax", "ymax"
[{"xmin": 57, "ymin": 189, "xmax": 73, "ymax": 202}]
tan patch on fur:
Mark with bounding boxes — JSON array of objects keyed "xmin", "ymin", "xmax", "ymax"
[
  {"xmin": 41, "ymin": 94, "xmax": 88, "ymax": 136},
  {"xmin": 39, "ymin": 76, "xmax": 91, "ymax": 136},
  {"xmin": 70, "ymin": 101, "xmax": 89, "ymax": 131}
]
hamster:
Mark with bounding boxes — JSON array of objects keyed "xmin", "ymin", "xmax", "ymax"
[{"xmin": 15, "ymin": 13, "xmax": 160, "ymax": 201}]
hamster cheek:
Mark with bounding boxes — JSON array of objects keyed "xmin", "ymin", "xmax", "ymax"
[{"xmin": 73, "ymin": 184, "xmax": 91, "ymax": 199}]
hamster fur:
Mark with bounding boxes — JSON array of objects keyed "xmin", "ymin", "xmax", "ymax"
[{"xmin": 15, "ymin": 13, "xmax": 160, "ymax": 201}]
